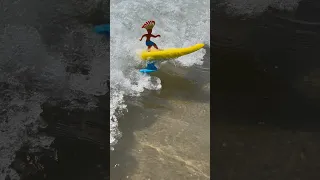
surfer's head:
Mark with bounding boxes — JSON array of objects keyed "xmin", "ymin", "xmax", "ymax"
[{"xmin": 142, "ymin": 20, "xmax": 155, "ymax": 32}]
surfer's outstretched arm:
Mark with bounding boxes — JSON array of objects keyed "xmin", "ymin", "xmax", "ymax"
[
  {"xmin": 139, "ymin": 34, "xmax": 147, "ymax": 41},
  {"xmin": 151, "ymin": 34, "xmax": 160, "ymax": 38}
]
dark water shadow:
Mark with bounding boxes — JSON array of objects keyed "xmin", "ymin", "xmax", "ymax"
[
  {"xmin": 10, "ymin": 96, "xmax": 110, "ymax": 180},
  {"xmin": 13, "ymin": 140, "xmax": 110, "ymax": 180},
  {"xmin": 212, "ymin": 4, "xmax": 320, "ymax": 132},
  {"xmin": 212, "ymin": 2, "xmax": 320, "ymax": 180}
]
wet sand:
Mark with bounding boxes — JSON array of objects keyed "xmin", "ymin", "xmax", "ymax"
[{"xmin": 110, "ymin": 49, "xmax": 210, "ymax": 179}]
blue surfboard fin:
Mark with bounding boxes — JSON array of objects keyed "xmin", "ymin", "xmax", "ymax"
[
  {"xmin": 139, "ymin": 61, "xmax": 158, "ymax": 74},
  {"xmin": 139, "ymin": 69, "xmax": 157, "ymax": 73},
  {"xmin": 146, "ymin": 61, "xmax": 157, "ymax": 70}
]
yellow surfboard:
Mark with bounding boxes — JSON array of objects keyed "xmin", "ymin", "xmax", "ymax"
[{"xmin": 140, "ymin": 43, "xmax": 205, "ymax": 61}]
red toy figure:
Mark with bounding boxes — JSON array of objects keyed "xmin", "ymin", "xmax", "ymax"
[{"xmin": 140, "ymin": 20, "xmax": 161, "ymax": 52}]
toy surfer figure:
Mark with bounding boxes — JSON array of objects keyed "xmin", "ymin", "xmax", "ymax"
[{"xmin": 139, "ymin": 20, "xmax": 161, "ymax": 52}]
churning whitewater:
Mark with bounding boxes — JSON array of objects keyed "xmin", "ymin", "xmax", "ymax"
[{"xmin": 110, "ymin": 0, "xmax": 210, "ymax": 147}]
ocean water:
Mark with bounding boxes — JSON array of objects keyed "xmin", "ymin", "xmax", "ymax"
[
  {"xmin": 0, "ymin": 0, "xmax": 109, "ymax": 179},
  {"xmin": 110, "ymin": 0, "xmax": 210, "ymax": 147}
]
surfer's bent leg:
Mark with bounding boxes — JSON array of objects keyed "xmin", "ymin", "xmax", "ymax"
[
  {"xmin": 146, "ymin": 40, "xmax": 160, "ymax": 50},
  {"xmin": 153, "ymin": 43, "xmax": 159, "ymax": 49},
  {"xmin": 150, "ymin": 41, "xmax": 159, "ymax": 49}
]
